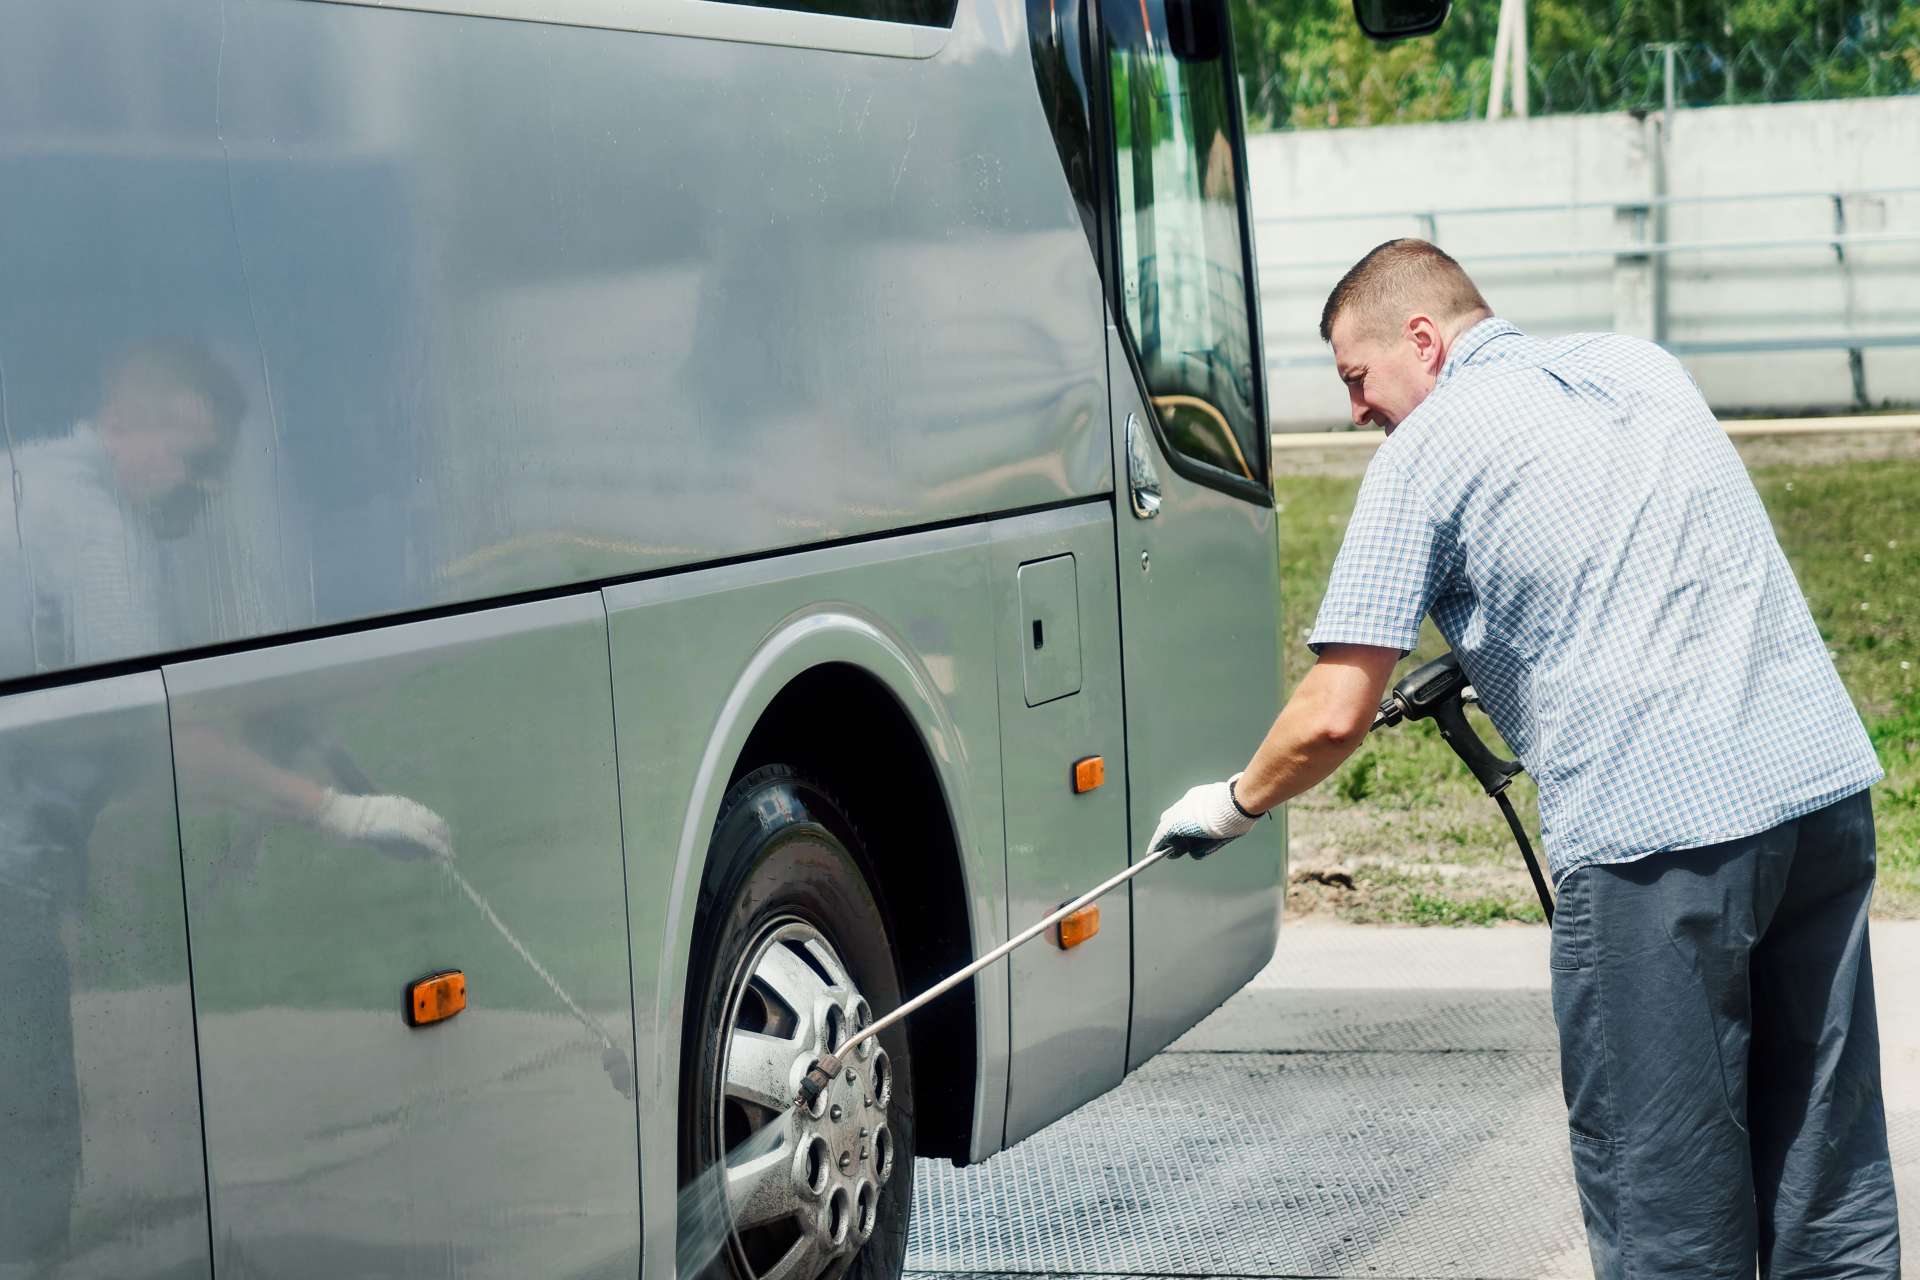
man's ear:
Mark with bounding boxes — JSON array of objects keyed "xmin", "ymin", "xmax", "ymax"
[{"xmin": 1404, "ymin": 314, "xmax": 1444, "ymax": 372}]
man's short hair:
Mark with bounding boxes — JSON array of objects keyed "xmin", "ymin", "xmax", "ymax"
[
  {"xmin": 102, "ymin": 339, "xmax": 247, "ymax": 444},
  {"xmin": 1319, "ymin": 239, "xmax": 1490, "ymax": 344}
]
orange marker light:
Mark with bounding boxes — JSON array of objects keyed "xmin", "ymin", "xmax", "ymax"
[
  {"xmin": 1055, "ymin": 904, "xmax": 1100, "ymax": 949},
  {"xmin": 1072, "ymin": 756, "xmax": 1106, "ymax": 794},
  {"xmin": 406, "ymin": 970, "xmax": 468, "ymax": 1027}
]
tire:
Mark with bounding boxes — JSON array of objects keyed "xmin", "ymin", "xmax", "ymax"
[{"xmin": 680, "ymin": 766, "xmax": 916, "ymax": 1280}]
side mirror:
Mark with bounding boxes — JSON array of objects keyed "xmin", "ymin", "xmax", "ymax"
[{"xmin": 1351, "ymin": 0, "xmax": 1449, "ymax": 40}]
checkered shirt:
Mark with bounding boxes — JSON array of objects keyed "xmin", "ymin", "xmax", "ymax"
[{"xmin": 1308, "ymin": 318, "xmax": 1882, "ymax": 882}]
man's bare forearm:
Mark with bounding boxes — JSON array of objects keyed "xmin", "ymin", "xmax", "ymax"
[
  {"xmin": 1234, "ymin": 644, "xmax": 1400, "ymax": 815},
  {"xmin": 174, "ymin": 723, "xmax": 330, "ymax": 819}
]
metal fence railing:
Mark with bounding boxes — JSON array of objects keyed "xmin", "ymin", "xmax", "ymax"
[
  {"xmin": 1255, "ymin": 185, "xmax": 1920, "ymax": 409},
  {"xmin": 1250, "ymin": 35, "xmax": 1919, "ymax": 131}
]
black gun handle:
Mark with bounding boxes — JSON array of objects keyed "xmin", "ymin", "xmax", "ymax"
[
  {"xmin": 1429, "ymin": 697, "xmax": 1523, "ymax": 797},
  {"xmin": 1162, "ymin": 834, "xmax": 1227, "ymax": 861}
]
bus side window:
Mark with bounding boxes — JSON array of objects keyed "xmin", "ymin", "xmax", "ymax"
[
  {"xmin": 724, "ymin": 0, "xmax": 961, "ymax": 26},
  {"xmin": 1101, "ymin": 0, "xmax": 1265, "ymax": 489}
]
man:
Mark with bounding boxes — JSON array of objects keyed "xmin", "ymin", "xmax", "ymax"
[
  {"xmin": 0, "ymin": 341, "xmax": 451, "ymax": 1273},
  {"xmin": 0, "ymin": 339, "xmax": 241, "ymax": 669},
  {"xmin": 1148, "ymin": 239, "xmax": 1896, "ymax": 1277},
  {"xmin": 0, "ymin": 339, "xmax": 453, "ymax": 846}
]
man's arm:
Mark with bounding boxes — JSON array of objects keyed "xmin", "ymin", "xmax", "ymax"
[
  {"xmin": 174, "ymin": 724, "xmax": 454, "ymax": 861},
  {"xmin": 1143, "ymin": 643, "xmax": 1400, "ymax": 856},
  {"xmin": 1148, "ymin": 451, "xmax": 1445, "ymax": 858},
  {"xmin": 1234, "ymin": 643, "xmax": 1400, "ymax": 814}
]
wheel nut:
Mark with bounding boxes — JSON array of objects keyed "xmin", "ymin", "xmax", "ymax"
[
  {"xmin": 838, "ymin": 1152, "xmax": 852, "ymax": 1173},
  {"xmin": 859, "ymin": 1126, "xmax": 869, "ymax": 1138},
  {"xmin": 865, "ymin": 1097, "xmax": 874, "ymax": 1109},
  {"xmin": 860, "ymin": 1145, "xmax": 870, "ymax": 1161},
  {"xmin": 831, "ymin": 1105, "xmax": 844, "ymax": 1122}
]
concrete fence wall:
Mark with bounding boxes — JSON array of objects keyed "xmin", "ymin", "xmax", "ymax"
[{"xmin": 1247, "ymin": 97, "xmax": 1920, "ymax": 427}]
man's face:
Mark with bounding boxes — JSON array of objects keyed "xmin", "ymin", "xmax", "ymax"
[
  {"xmin": 1330, "ymin": 312, "xmax": 1444, "ymax": 433},
  {"xmin": 101, "ymin": 387, "xmax": 228, "ymax": 537}
]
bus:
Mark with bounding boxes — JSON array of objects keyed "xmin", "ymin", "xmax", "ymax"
[{"xmin": 0, "ymin": 0, "xmax": 1439, "ymax": 1275}]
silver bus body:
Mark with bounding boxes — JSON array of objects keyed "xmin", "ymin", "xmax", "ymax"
[{"xmin": 0, "ymin": 0, "xmax": 1284, "ymax": 1273}]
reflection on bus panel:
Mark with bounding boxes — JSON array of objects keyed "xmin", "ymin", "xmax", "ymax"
[{"xmin": 0, "ymin": 0, "xmax": 1284, "ymax": 1274}]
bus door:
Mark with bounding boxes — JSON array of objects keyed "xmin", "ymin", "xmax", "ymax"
[{"xmin": 1092, "ymin": 0, "xmax": 1286, "ymax": 1066}]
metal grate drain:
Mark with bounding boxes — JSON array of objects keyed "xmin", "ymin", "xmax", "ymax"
[
  {"xmin": 907, "ymin": 978, "xmax": 1919, "ymax": 1280},
  {"xmin": 908, "ymin": 1047, "xmax": 1589, "ymax": 1279},
  {"xmin": 906, "ymin": 982, "xmax": 1597, "ymax": 1280}
]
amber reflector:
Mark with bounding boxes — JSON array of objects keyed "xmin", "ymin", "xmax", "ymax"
[
  {"xmin": 1072, "ymin": 756, "xmax": 1106, "ymax": 794},
  {"xmin": 1055, "ymin": 904, "xmax": 1101, "ymax": 949},
  {"xmin": 406, "ymin": 971, "xmax": 468, "ymax": 1027}
]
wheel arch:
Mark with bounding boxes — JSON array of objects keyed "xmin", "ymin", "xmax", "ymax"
[
  {"xmin": 661, "ymin": 605, "xmax": 996, "ymax": 1174},
  {"xmin": 727, "ymin": 661, "xmax": 979, "ymax": 1165}
]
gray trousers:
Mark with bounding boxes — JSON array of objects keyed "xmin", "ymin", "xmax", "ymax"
[{"xmin": 1551, "ymin": 788, "xmax": 1899, "ymax": 1278}]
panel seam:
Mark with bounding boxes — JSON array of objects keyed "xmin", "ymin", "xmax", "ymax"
[
  {"xmin": 1101, "ymin": 490, "xmax": 1140, "ymax": 1070},
  {"xmin": 597, "ymin": 590, "xmax": 648, "ymax": 1248},
  {"xmin": 160, "ymin": 669, "xmax": 221, "ymax": 1275},
  {"xmin": 985, "ymin": 537, "xmax": 1016, "ymax": 1156}
]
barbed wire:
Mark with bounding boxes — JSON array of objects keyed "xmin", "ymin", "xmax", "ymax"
[{"xmin": 1251, "ymin": 35, "xmax": 1919, "ymax": 129}]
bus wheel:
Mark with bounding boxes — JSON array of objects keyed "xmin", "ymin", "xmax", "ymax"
[{"xmin": 682, "ymin": 766, "xmax": 915, "ymax": 1280}]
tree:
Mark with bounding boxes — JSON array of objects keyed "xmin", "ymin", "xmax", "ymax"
[{"xmin": 1232, "ymin": 0, "xmax": 1917, "ymax": 129}]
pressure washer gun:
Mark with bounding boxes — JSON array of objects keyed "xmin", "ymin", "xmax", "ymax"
[
  {"xmin": 1370, "ymin": 652, "xmax": 1554, "ymax": 923},
  {"xmin": 794, "ymin": 653, "xmax": 1556, "ymax": 1113}
]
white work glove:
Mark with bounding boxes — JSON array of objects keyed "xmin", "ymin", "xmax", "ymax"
[
  {"xmin": 313, "ymin": 789, "xmax": 454, "ymax": 862},
  {"xmin": 1148, "ymin": 772, "xmax": 1261, "ymax": 860}
]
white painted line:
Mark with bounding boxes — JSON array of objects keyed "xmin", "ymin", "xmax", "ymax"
[{"xmin": 1272, "ymin": 413, "xmax": 1920, "ymax": 452}]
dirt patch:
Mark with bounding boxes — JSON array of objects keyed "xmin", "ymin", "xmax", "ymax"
[
  {"xmin": 1287, "ymin": 788, "xmax": 1553, "ymax": 925},
  {"xmin": 1732, "ymin": 429, "xmax": 1920, "ymax": 470}
]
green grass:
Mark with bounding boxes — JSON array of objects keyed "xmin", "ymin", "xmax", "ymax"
[
  {"xmin": 1277, "ymin": 453, "xmax": 1920, "ymax": 923},
  {"xmin": 1761, "ymin": 462, "xmax": 1920, "ymax": 905},
  {"xmin": 1404, "ymin": 891, "xmax": 1542, "ymax": 927}
]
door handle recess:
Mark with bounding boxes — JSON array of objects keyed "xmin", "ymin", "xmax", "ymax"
[{"xmin": 1125, "ymin": 413, "xmax": 1161, "ymax": 520}]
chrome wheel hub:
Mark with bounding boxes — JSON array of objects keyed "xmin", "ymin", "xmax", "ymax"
[{"xmin": 716, "ymin": 919, "xmax": 894, "ymax": 1280}]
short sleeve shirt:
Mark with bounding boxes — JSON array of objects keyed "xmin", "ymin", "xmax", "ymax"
[
  {"xmin": 0, "ymin": 425, "xmax": 167, "ymax": 674},
  {"xmin": 1308, "ymin": 319, "xmax": 1882, "ymax": 881}
]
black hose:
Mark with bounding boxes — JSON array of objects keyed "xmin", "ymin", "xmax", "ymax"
[{"xmin": 1496, "ymin": 790, "xmax": 1554, "ymax": 924}]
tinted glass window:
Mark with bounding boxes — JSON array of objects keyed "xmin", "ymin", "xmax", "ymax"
[
  {"xmin": 1028, "ymin": 0, "xmax": 1098, "ymax": 258},
  {"xmin": 724, "ymin": 0, "xmax": 958, "ymax": 25},
  {"xmin": 1104, "ymin": 0, "xmax": 1264, "ymax": 486}
]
